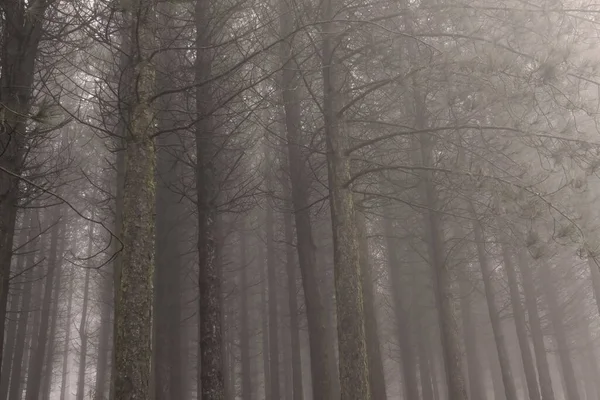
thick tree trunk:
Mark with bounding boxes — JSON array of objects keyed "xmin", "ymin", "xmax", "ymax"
[
  {"xmin": 60, "ymin": 267, "xmax": 75, "ymax": 400},
  {"xmin": 278, "ymin": 1, "xmax": 336, "ymax": 397},
  {"xmin": 501, "ymin": 244, "xmax": 540, "ymax": 400},
  {"xmin": 76, "ymin": 222, "xmax": 94, "ymax": 400},
  {"xmin": 283, "ymin": 206, "xmax": 304, "ymax": 400},
  {"xmin": 469, "ymin": 210, "xmax": 518, "ymax": 400},
  {"xmin": 113, "ymin": 0, "xmax": 157, "ymax": 398},
  {"xmin": 538, "ymin": 261, "xmax": 580, "ymax": 400},
  {"xmin": 356, "ymin": 211, "xmax": 387, "ymax": 400},
  {"xmin": 320, "ymin": 0, "xmax": 371, "ymax": 396},
  {"xmin": 458, "ymin": 274, "xmax": 486, "ymax": 400},
  {"xmin": 417, "ymin": 318, "xmax": 435, "ymax": 400},
  {"xmin": 240, "ymin": 227, "xmax": 253, "ymax": 400},
  {"xmin": 516, "ymin": 251, "xmax": 555, "ymax": 400}
]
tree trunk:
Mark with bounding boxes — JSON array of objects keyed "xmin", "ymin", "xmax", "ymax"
[
  {"xmin": 320, "ymin": 0, "xmax": 371, "ymax": 396},
  {"xmin": 458, "ymin": 274, "xmax": 486, "ymax": 400},
  {"xmin": 60, "ymin": 267, "xmax": 75, "ymax": 400},
  {"xmin": 354, "ymin": 211, "xmax": 386, "ymax": 400},
  {"xmin": 500, "ymin": 244, "xmax": 540, "ymax": 400},
  {"xmin": 0, "ymin": 3, "xmax": 47, "ymax": 380},
  {"xmin": 240, "ymin": 227, "xmax": 253, "ymax": 400},
  {"xmin": 283, "ymin": 206, "xmax": 304, "ymax": 400},
  {"xmin": 538, "ymin": 261, "xmax": 580, "ymax": 400},
  {"xmin": 266, "ymin": 186, "xmax": 281, "ymax": 400},
  {"xmin": 113, "ymin": 0, "xmax": 157, "ymax": 398},
  {"xmin": 76, "ymin": 222, "xmax": 94, "ymax": 400},
  {"xmin": 26, "ymin": 211, "xmax": 64, "ymax": 400},
  {"xmin": 278, "ymin": 1, "xmax": 335, "ymax": 397},
  {"xmin": 469, "ymin": 209, "xmax": 518, "ymax": 400},
  {"xmin": 382, "ymin": 215, "xmax": 420, "ymax": 400},
  {"xmin": 0, "ymin": 217, "xmax": 28, "ymax": 399},
  {"xmin": 261, "ymin": 242, "xmax": 271, "ymax": 400}
]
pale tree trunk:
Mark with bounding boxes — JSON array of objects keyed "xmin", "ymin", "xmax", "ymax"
[
  {"xmin": 382, "ymin": 215, "xmax": 420, "ymax": 399},
  {"xmin": 458, "ymin": 274, "xmax": 486, "ymax": 400},
  {"xmin": 320, "ymin": 0, "xmax": 371, "ymax": 396},
  {"xmin": 538, "ymin": 261, "xmax": 580, "ymax": 400},
  {"xmin": 516, "ymin": 251, "xmax": 555, "ymax": 400},
  {"xmin": 240, "ymin": 226, "xmax": 253, "ymax": 400},
  {"xmin": 76, "ymin": 221, "xmax": 94, "ymax": 400},
  {"xmin": 278, "ymin": 0, "xmax": 335, "ymax": 396},
  {"xmin": 283, "ymin": 204, "xmax": 304, "ymax": 400},
  {"xmin": 469, "ymin": 207, "xmax": 518, "ymax": 400},
  {"xmin": 417, "ymin": 316, "xmax": 435, "ymax": 400},
  {"xmin": 500, "ymin": 244, "xmax": 540, "ymax": 400},
  {"xmin": 194, "ymin": 0, "xmax": 225, "ymax": 396},
  {"xmin": 261, "ymin": 242, "xmax": 271, "ymax": 400},
  {"xmin": 60, "ymin": 267, "xmax": 75, "ymax": 400},
  {"xmin": 356, "ymin": 211, "xmax": 386, "ymax": 400},
  {"xmin": 112, "ymin": 0, "xmax": 157, "ymax": 398}
]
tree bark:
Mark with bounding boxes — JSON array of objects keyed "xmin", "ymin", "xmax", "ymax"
[
  {"xmin": 112, "ymin": 0, "xmax": 157, "ymax": 398},
  {"xmin": 240, "ymin": 227, "xmax": 253, "ymax": 400},
  {"xmin": 516, "ymin": 251, "xmax": 555, "ymax": 400},
  {"xmin": 60, "ymin": 266, "xmax": 75, "ymax": 400},
  {"xmin": 320, "ymin": 0, "xmax": 371, "ymax": 396},
  {"xmin": 261, "ymin": 242, "xmax": 271, "ymax": 400},
  {"xmin": 500, "ymin": 244, "xmax": 540, "ymax": 400}
]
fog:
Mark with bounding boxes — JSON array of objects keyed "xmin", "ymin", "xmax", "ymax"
[{"xmin": 2, "ymin": 0, "xmax": 600, "ymax": 399}]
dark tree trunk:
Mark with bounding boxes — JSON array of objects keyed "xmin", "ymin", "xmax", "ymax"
[
  {"xmin": 501, "ymin": 244, "xmax": 540, "ymax": 400},
  {"xmin": 240, "ymin": 227, "xmax": 253, "ymax": 400},
  {"xmin": 261, "ymin": 242, "xmax": 271, "ymax": 400},
  {"xmin": 516, "ymin": 251, "xmax": 555, "ymax": 400},
  {"xmin": 266, "ymin": 188, "xmax": 281, "ymax": 400}
]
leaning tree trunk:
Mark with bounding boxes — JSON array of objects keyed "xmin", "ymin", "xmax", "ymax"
[
  {"xmin": 320, "ymin": 0, "xmax": 371, "ymax": 397},
  {"xmin": 112, "ymin": 0, "xmax": 157, "ymax": 397}
]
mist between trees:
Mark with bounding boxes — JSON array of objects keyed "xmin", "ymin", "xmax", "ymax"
[{"xmin": 3, "ymin": 0, "xmax": 600, "ymax": 400}]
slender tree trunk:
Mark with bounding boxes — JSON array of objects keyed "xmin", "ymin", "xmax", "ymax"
[
  {"xmin": 501, "ymin": 244, "xmax": 540, "ymax": 400},
  {"xmin": 458, "ymin": 274, "xmax": 486, "ymax": 400},
  {"xmin": 60, "ymin": 268, "xmax": 75, "ymax": 400},
  {"xmin": 94, "ymin": 267, "xmax": 112, "ymax": 400},
  {"xmin": 538, "ymin": 261, "xmax": 580, "ymax": 400},
  {"xmin": 76, "ymin": 222, "xmax": 94, "ymax": 400},
  {"xmin": 261, "ymin": 243, "xmax": 271, "ymax": 400},
  {"xmin": 516, "ymin": 251, "xmax": 555, "ymax": 400},
  {"xmin": 279, "ymin": 2, "xmax": 335, "ymax": 393},
  {"xmin": 26, "ymin": 211, "xmax": 64, "ymax": 400},
  {"xmin": 113, "ymin": 0, "xmax": 157, "ymax": 398},
  {"xmin": 417, "ymin": 318, "xmax": 435, "ymax": 400},
  {"xmin": 382, "ymin": 215, "xmax": 420, "ymax": 399},
  {"xmin": 356, "ymin": 211, "xmax": 386, "ymax": 400},
  {"xmin": 283, "ymin": 205, "xmax": 304, "ymax": 400},
  {"xmin": 320, "ymin": 0, "xmax": 371, "ymax": 396},
  {"xmin": 265, "ymin": 189, "xmax": 281, "ymax": 400},
  {"xmin": 240, "ymin": 227, "xmax": 253, "ymax": 400},
  {"xmin": 469, "ymin": 209, "xmax": 518, "ymax": 400}
]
